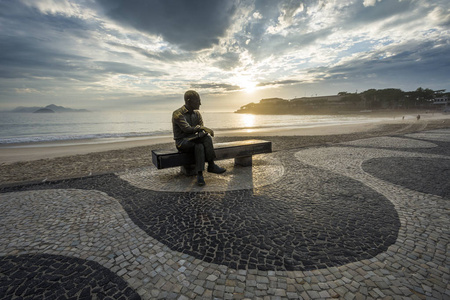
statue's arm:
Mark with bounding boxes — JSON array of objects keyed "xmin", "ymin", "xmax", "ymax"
[
  {"xmin": 173, "ymin": 111, "xmax": 201, "ymax": 133},
  {"xmin": 196, "ymin": 112, "xmax": 214, "ymax": 137}
]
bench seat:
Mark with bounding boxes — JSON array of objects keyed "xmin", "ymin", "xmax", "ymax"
[{"xmin": 152, "ymin": 139, "xmax": 272, "ymax": 170}]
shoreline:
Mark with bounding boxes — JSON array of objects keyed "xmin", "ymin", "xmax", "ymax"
[
  {"xmin": 1, "ymin": 114, "xmax": 450, "ymax": 187},
  {"xmin": 1, "ymin": 113, "xmax": 446, "ymax": 164}
]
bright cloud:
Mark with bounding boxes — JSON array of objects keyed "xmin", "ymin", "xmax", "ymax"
[{"xmin": 363, "ymin": 0, "xmax": 378, "ymax": 7}]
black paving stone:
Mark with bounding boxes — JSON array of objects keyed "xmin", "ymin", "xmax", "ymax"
[
  {"xmin": 0, "ymin": 254, "xmax": 140, "ymax": 300},
  {"xmin": 362, "ymin": 157, "xmax": 450, "ymax": 199},
  {"xmin": 1, "ymin": 151, "xmax": 400, "ymax": 271}
]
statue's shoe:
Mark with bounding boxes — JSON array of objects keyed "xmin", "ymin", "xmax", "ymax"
[
  {"xmin": 197, "ymin": 174, "xmax": 205, "ymax": 186},
  {"xmin": 207, "ymin": 164, "xmax": 226, "ymax": 174}
]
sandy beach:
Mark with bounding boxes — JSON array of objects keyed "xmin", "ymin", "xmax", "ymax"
[{"xmin": 1, "ymin": 113, "xmax": 449, "ymax": 186}]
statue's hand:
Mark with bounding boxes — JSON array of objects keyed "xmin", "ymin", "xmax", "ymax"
[
  {"xmin": 198, "ymin": 130, "xmax": 207, "ymax": 138},
  {"xmin": 201, "ymin": 126, "xmax": 214, "ymax": 137}
]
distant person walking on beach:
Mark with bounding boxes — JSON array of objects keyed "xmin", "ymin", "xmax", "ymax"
[
  {"xmin": 172, "ymin": 90, "xmax": 226, "ymax": 186},
  {"xmin": 417, "ymin": 114, "xmax": 421, "ymax": 121}
]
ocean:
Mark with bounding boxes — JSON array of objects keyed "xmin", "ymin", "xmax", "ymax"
[{"xmin": 0, "ymin": 111, "xmax": 388, "ymax": 145}]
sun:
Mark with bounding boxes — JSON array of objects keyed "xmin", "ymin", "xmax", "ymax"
[
  {"xmin": 234, "ymin": 75, "xmax": 257, "ymax": 93},
  {"xmin": 241, "ymin": 80, "xmax": 257, "ymax": 93}
]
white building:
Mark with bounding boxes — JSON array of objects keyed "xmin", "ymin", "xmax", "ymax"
[
  {"xmin": 433, "ymin": 96, "xmax": 449, "ymax": 105},
  {"xmin": 433, "ymin": 96, "xmax": 449, "ymax": 112}
]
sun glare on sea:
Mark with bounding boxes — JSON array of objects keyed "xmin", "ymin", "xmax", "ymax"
[{"xmin": 241, "ymin": 113, "xmax": 255, "ymax": 128}]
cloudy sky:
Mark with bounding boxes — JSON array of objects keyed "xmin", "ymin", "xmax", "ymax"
[{"xmin": 1, "ymin": 0, "xmax": 449, "ymax": 112}]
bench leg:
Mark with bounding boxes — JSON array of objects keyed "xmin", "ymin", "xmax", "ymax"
[
  {"xmin": 235, "ymin": 156, "xmax": 252, "ymax": 167},
  {"xmin": 180, "ymin": 165, "xmax": 196, "ymax": 176}
]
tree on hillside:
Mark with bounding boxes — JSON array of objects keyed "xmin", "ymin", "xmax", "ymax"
[
  {"xmin": 361, "ymin": 89, "xmax": 378, "ymax": 109},
  {"xmin": 342, "ymin": 93, "xmax": 363, "ymax": 106},
  {"xmin": 412, "ymin": 87, "xmax": 435, "ymax": 101},
  {"xmin": 377, "ymin": 88, "xmax": 404, "ymax": 108},
  {"xmin": 404, "ymin": 87, "xmax": 437, "ymax": 107},
  {"xmin": 434, "ymin": 89, "xmax": 446, "ymax": 97}
]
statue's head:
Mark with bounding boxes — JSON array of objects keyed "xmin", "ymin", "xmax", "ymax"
[{"xmin": 184, "ymin": 90, "xmax": 201, "ymax": 110}]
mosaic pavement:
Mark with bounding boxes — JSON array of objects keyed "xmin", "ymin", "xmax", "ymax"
[{"xmin": 1, "ymin": 129, "xmax": 449, "ymax": 299}]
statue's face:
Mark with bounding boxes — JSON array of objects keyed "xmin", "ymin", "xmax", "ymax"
[{"xmin": 189, "ymin": 97, "xmax": 201, "ymax": 110}]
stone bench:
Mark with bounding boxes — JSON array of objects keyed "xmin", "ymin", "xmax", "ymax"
[{"xmin": 152, "ymin": 139, "xmax": 272, "ymax": 175}]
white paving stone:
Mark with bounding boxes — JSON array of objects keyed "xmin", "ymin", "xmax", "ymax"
[{"xmin": 118, "ymin": 154, "xmax": 284, "ymax": 192}]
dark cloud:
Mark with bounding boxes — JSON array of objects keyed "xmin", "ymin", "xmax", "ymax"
[
  {"xmin": 0, "ymin": 1, "xmax": 92, "ymax": 80},
  {"xmin": 350, "ymin": 0, "xmax": 415, "ymax": 26},
  {"xmin": 312, "ymin": 40, "xmax": 450, "ymax": 90},
  {"xmin": 190, "ymin": 83, "xmax": 241, "ymax": 91},
  {"xmin": 239, "ymin": 0, "xmax": 433, "ymax": 60},
  {"xmin": 240, "ymin": 27, "xmax": 333, "ymax": 63},
  {"xmin": 94, "ymin": 61, "xmax": 167, "ymax": 77},
  {"xmin": 241, "ymin": 0, "xmax": 281, "ymax": 39},
  {"xmin": 0, "ymin": 2, "xmax": 165, "ymax": 82},
  {"xmin": 257, "ymin": 80, "xmax": 302, "ymax": 87},
  {"xmin": 238, "ymin": 1, "xmax": 334, "ymax": 59},
  {"xmin": 0, "ymin": 35, "xmax": 89, "ymax": 79},
  {"xmin": 210, "ymin": 52, "xmax": 240, "ymax": 70},
  {"xmin": 95, "ymin": 61, "xmax": 167, "ymax": 77},
  {"xmin": 107, "ymin": 42, "xmax": 192, "ymax": 62},
  {"xmin": 96, "ymin": 0, "xmax": 237, "ymax": 51},
  {"xmin": 0, "ymin": 35, "xmax": 168, "ymax": 82}
]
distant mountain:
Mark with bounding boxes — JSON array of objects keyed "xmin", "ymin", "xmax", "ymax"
[
  {"xmin": 10, "ymin": 104, "xmax": 89, "ymax": 113},
  {"xmin": 11, "ymin": 106, "xmax": 43, "ymax": 113},
  {"xmin": 44, "ymin": 104, "xmax": 89, "ymax": 112},
  {"xmin": 34, "ymin": 108, "xmax": 55, "ymax": 113}
]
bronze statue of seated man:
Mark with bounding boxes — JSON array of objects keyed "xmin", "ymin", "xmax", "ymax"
[{"xmin": 172, "ymin": 90, "xmax": 226, "ymax": 186}]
